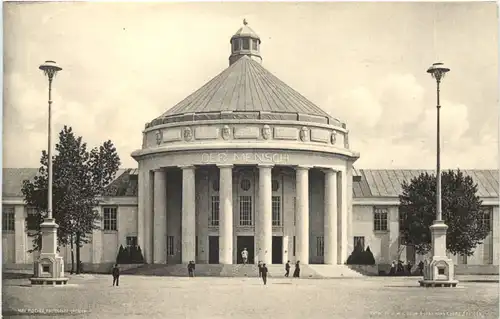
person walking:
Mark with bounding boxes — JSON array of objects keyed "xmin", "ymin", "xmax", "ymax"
[
  {"xmin": 112, "ymin": 263, "xmax": 120, "ymax": 286},
  {"xmin": 241, "ymin": 248, "xmax": 248, "ymax": 264},
  {"xmin": 293, "ymin": 261, "xmax": 300, "ymax": 278},
  {"xmin": 261, "ymin": 263, "xmax": 269, "ymax": 285},
  {"xmin": 258, "ymin": 261, "xmax": 263, "ymax": 277},
  {"xmin": 284, "ymin": 260, "xmax": 291, "ymax": 277}
]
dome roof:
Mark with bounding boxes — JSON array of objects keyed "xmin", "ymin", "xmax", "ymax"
[
  {"xmin": 231, "ymin": 20, "xmax": 260, "ymax": 42},
  {"xmin": 146, "ymin": 23, "xmax": 344, "ymax": 129}
]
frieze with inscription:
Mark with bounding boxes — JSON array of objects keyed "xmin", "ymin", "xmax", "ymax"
[{"xmin": 201, "ymin": 152, "xmax": 290, "ymax": 164}]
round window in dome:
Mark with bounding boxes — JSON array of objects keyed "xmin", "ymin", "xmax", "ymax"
[
  {"xmin": 240, "ymin": 179, "xmax": 251, "ymax": 191},
  {"xmin": 272, "ymin": 180, "xmax": 279, "ymax": 192}
]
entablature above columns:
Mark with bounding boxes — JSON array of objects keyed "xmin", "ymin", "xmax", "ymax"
[
  {"xmin": 135, "ymin": 120, "xmax": 360, "ymax": 160},
  {"xmin": 135, "ymin": 149, "xmax": 352, "ymax": 173}
]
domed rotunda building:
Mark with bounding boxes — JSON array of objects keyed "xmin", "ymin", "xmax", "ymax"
[
  {"xmin": 131, "ymin": 20, "xmax": 360, "ymax": 265},
  {"xmin": 3, "ymin": 22, "xmax": 497, "ymax": 274}
]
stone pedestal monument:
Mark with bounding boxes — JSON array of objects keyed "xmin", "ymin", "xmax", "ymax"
[
  {"xmin": 418, "ymin": 220, "xmax": 458, "ymax": 287},
  {"xmin": 31, "ymin": 219, "xmax": 68, "ymax": 285}
]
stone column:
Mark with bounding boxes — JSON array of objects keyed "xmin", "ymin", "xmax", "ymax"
[
  {"xmin": 338, "ymin": 169, "xmax": 348, "ymax": 264},
  {"xmin": 296, "ymin": 166, "xmax": 310, "ymax": 265},
  {"xmin": 146, "ymin": 171, "xmax": 154, "ymax": 263},
  {"xmin": 219, "ymin": 164, "xmax": 234, "ymax": 264},
  {"xmin": 153, "ymin": 169, "xmax": 167, "ymax": 264},
  {"xmin": 138, "ymin": 168, "xmax": 154, "ymax": 264},
  {"xmin": 324, "ymin": 168, "xmax": 338, "ymax": 265},
  {"xmin": 181, "ymin": 166, "xmax": 196, "ymax": 263},
  {"xmin": 258, "ymin": 164, "xmax": 273, "ymax": 265},
  {"xmin": 14, "ymin": 206, "xmax": 26, "ymax": 264}
]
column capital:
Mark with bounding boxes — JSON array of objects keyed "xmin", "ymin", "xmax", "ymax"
[
  {"xmin": 179, "ymin": 165, "xmax": 196, "ymax": 170},
  {"xmin": 217, "ymin": 164, "xmax": 234, "ymax": 169},
  {"xmin": 257, "ymin": 164, "xmax": 274, "ymax": 169},
  {"xmin": 319, "ymin": 166, "xmax": 340, "ymax": 174},
  {"xmin": 153, "ymin": 168, "xmax": 166, "ymax": 173},
  {"xmin": 295, "ymin": 165, "xmax": 313, "ymax": 171}
]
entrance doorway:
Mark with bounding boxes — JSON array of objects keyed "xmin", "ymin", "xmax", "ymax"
[
  {"xmin": 208, "ymin": 236, "xmax": 219, "ymax": 264},
  {"xmin": 272, "ymin": 236, "xmax": 283, "ymax": 264},
  {"xmin": 237, "ymin": 236, "xmax": 254, "ymax": 264}
]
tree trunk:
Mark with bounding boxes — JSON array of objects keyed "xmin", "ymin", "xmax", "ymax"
[
  {"xmin": 70, "ymin": 233, "xmax": 75, "ymax": 274},
  {"xmin": 76, "ymin": 232, "xmax": 81, "ymax": 274}
]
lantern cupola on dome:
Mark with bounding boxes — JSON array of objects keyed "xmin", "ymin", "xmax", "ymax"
[{"xmin": 229, "ymin": 19, "xmax": 262, "ymax": 66}]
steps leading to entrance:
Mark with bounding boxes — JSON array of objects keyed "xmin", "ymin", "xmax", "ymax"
[
  {"xmin": 307, "ymin": 265, "xmax": 366, "ymax": 278},
  {"xmin": 220, "ymin": 264, "xmax": 259, "ymax": 277},
  {"xmin": 121, "ymin": 264, "xmax": 224, "ymax": 277},
  {"xmin": 121, "ymin": 263, "xmax": 361, "ymax": 278}
]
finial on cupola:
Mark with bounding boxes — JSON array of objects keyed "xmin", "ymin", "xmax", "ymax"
[{"xmin": 243, "ymin": 19, "xmax": 248, "ymax": 26}]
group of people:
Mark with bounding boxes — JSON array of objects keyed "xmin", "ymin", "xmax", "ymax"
[
  {"xmin": 242, "ymin": 248, "xmax": 302, "ymax": 284},
  {"xmin": 111, "ymin": 248, "xmax": 306, "ymax": 287},
  {"xmin": 389, "ymin": 259, "xmax": 424, "ymax": 276},
  {"xmin": 256, "ymin": 260, "xmax": 301, "ymax": 285}
]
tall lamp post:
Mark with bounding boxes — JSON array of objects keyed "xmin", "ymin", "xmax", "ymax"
[
  {"xmin": 419, "ymin": 62, "xmax": 458, "ymax": 288},
  {"xmin": 30, "ymin": 61, "xmax": 69, "ymax": 286}
]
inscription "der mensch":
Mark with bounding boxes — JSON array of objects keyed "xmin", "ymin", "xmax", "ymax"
[{"xmin": 201, "ymin": 152, "xmax": 290, "ymax": 164}]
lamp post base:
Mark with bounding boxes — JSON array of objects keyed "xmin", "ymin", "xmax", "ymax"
[
  {"xmin": 30, "ymin": 219, "xmax": 69, "ymax": 286},
  {"xmin": 418, "ymin": 220, "xmax": 458, "ymax": 288}
]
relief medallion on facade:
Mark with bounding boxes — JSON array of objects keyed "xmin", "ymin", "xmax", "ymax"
[
  {"xmin": 155, "ymin": 130, "xmax": 163, "ymax": 145},
  {"xmin": 262, "ymin": 125, "xmax": 272, "ymax": 140},
  {"xmin": 183, "ymin": 127, "xmax": 193, "ymax": 141},
  {"xmin": 330, "ymin": 131, "xmax": 337, "ymax": 145},
  {"xmin": 221, "ymin": 125, "xmax": 232, "ymax": 140},
  {"xmin": 299, "ymin": 127, "xmax": 310, "ymax": 142}
]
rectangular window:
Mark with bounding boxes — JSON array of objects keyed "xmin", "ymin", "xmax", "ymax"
[
  {"xmin": 252, "ymin": 39, "xmax": 258, "ymax": 50},
  {"xmin": 316, "ymin": 236, "xmax": 324, "ymax": 257},
  {"xmin": 481, "ymin": 208, "xmax": 492, "ymax": 232},
  {"xmin": 272, "ymin": 196, "xmax": 281, "ymax": 226},
  {"xmin": 210, "ymin": 196, "xmax": 220, "ymax": 226},
  {"xmin": 242, "ymin": 38, "xmax": 250, "ymax": 50},
  {"xmin": 398, "ymin": 209, "xmax": 406, "ymax": 234},
  {"xmin": 373, "ymin": 207, "xmax": 388, "ymax": 231},
  {"xmin": 239, "ymin": 196, "xmax": 252, "ymax": 226},
  {"xmin": 167, "ymin": 236, "xmax": 175, "ymax": 256},
  {"xmin": 2, "ymin": 206, "xmax": 15, "ymax": 231},
  {"xmin": 293, "ymin": 197, "xmax": 296, "ymax": 226},
  {"xmin": 354, "ymin": 236, "xmax": 365, "ymax": 249},
  {"xmin": 126, "ymin": 236, "xmax": 137, "ymax": 247},
  {"xmin": 103, "ymin": 207, "xmax": 118, "ymax": 231},
  {"xmin": 26, "ymin": 207, "xmax": 39, "ymax": 231},
  {"xmin": 232, "ymin": 39, "xmax": 240, "ymax": 52},
  {"xmin": 293, "ymin": 236, "xmax": 296, "ymax": 256}
]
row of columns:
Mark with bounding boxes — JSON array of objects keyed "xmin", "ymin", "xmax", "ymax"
[{"xmin": 142, "ymin": 165, "xmax": 349, "ymax": 265}]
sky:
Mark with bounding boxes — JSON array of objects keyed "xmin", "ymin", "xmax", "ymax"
[{"xmin": 3, "ymin": 2, "xmax": 498, "ymax": 169}]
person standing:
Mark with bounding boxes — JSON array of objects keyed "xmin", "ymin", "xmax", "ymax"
[
  {"xmin": 258, "ymin": 261, "xmax": 263, "ymax": 277},
  {"xmin": 293, "ymin": 261, "xmax": 300, "ymax": 278},
  {"xmin": 284, "ymin": 260, "xmax": 291, "ymax": 277},
  {"xmin": 241, "ymin": 248, "xmax": 248, "ymax": 264},
  {"xmin": 112, "ymin": 263, "xmax": 120, "ymax": 286},
  {"xmin": 188, "ymin": 261, "xmax": 196, "ymax": 277},
  {"xmin": 261, "ymin": 263, "xmax": 269, "ymax": 285}
]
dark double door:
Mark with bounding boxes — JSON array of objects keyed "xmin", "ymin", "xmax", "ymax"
[
  {"xmin": 208, "ymin": 236, "xmax": 219, "ymax": 264},
  {"xmin": 209, "ymin": 235, "xmax": 283, "ymax": 264},
  {"xmin": 237, "ymin": 236, "xmax": 255, "ymax": 264}
]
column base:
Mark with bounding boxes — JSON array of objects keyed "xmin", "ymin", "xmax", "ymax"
[{"xmin": 418, "ymin": 256, "xmax": 458, "ymax": 288}]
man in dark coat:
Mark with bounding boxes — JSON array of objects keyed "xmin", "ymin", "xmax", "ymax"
[
  {"xmin": 112, "ymin": 264, "xmax": 120, "ymax": 286},
  {"xmin": 284, "ymin": 260, "xmax": 291, "ymax": 277},
  {"xmin": 258, "ymin": 261, "xmax": 263, "ymax": 277},
  {"xmin": 261, "ymin": 263, "xmax": 269, "ymax": 285}
]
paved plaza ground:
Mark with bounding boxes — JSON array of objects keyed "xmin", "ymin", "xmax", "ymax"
[{"xmin": 2, "ymin": 273, "xmax": 499, "ymax": 319}]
